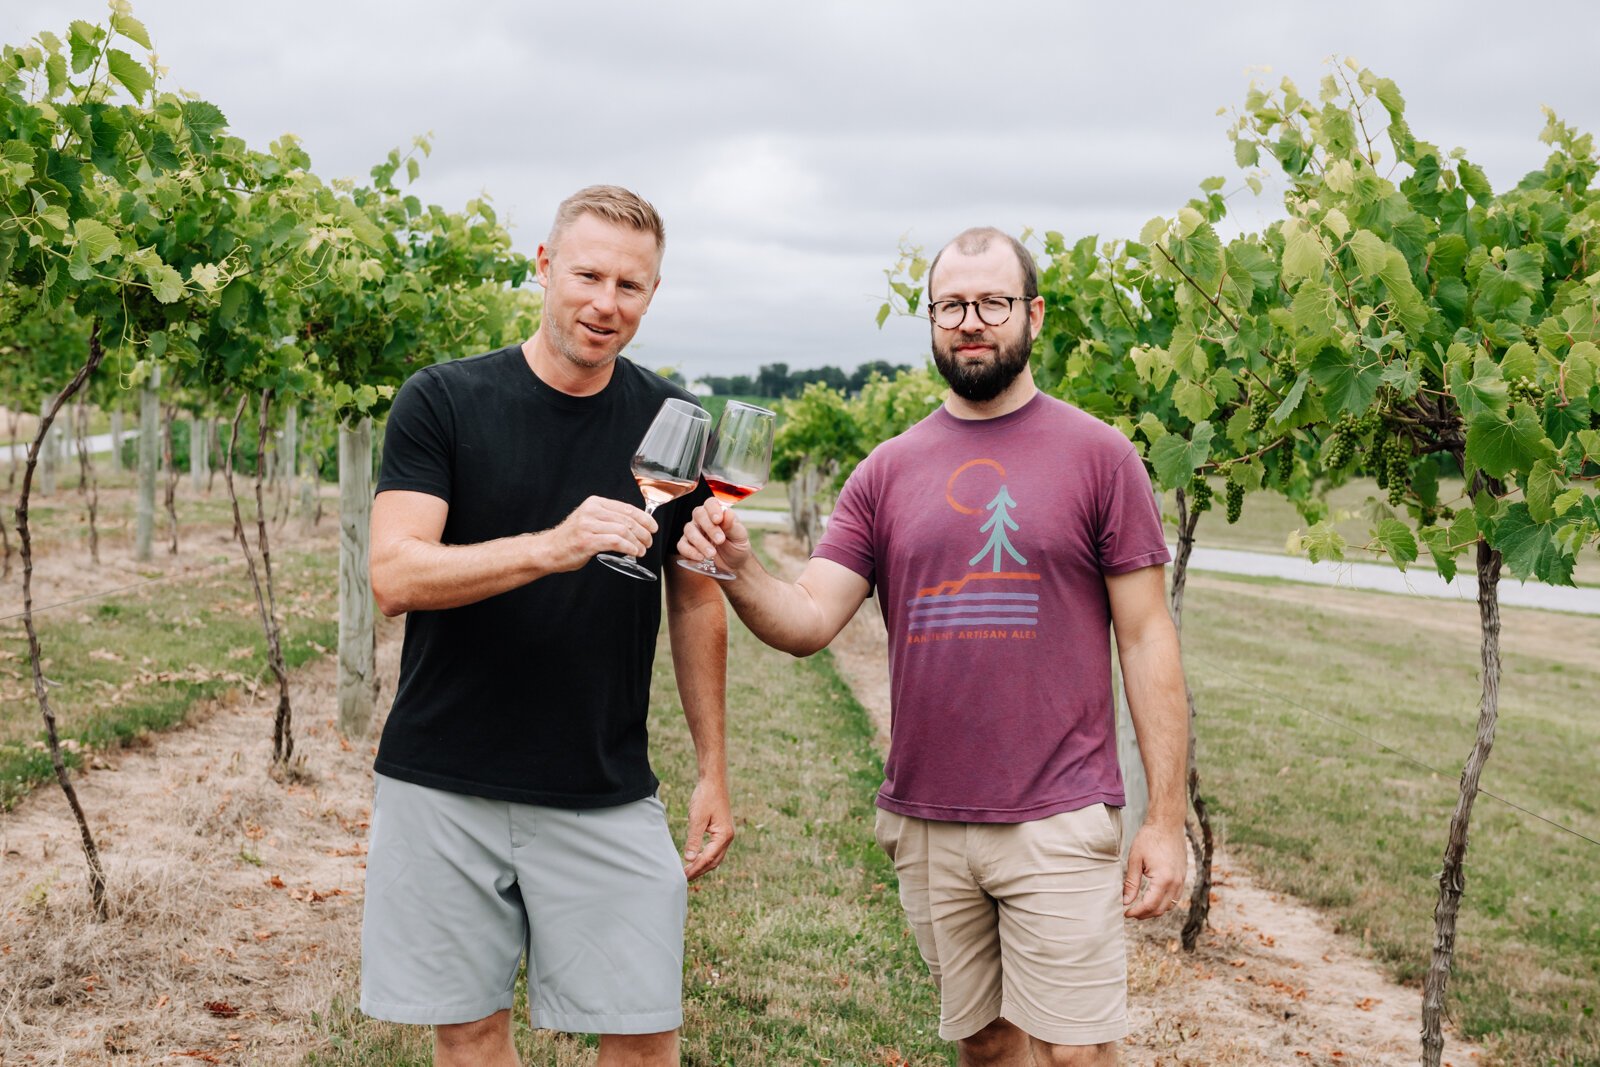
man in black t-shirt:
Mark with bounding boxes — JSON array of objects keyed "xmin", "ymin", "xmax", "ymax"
[{"xmin": 361, "ymin": 186, "xmax": 730, "ymax": 1067}]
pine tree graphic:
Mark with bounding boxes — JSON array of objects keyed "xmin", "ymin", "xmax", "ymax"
[{"xmin": 969, "ymin": 485, "xmax": 1027, "ymax": 571}]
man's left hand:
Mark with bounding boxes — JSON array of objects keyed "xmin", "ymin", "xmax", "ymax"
[
  {"xmin": 1122, "ymin": 821, "xmax": 1189, "ymax": 919},
  {"xmin": 682, "ymin": 776, "xmax": 734, "ymax": 881}
]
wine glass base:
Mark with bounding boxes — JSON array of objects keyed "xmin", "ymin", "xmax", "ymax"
[
  {"xmin": 674, "ymin": 558, "xmax": 737, "ymax": 581},
  {"xmin": 596, "ymin": 553, "xmax": 658, "ymax": 581}
]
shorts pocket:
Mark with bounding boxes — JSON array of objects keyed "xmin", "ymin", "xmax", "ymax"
[
  {"xmin": 1104, "ymin": 804, "xmax": 1124, "ymax": 857},
  {"xmin": 873, "ymin": 807, "xmax": 900, "ymax": 859}
]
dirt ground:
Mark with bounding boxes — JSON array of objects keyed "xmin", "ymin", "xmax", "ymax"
[{"xmin": 0, "ymin": 510, "xmax": 1485, "ymax": 1065}]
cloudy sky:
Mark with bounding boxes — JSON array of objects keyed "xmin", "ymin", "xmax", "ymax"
[{"xmin": 6, "ymin": 1, "xmax": 1598, "ymax": 381}]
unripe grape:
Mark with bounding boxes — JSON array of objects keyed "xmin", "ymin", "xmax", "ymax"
[
  {"xmin": 1188, "ymin": 476, "xmax": 1213, "ymax": 514},
  {"xmin": 1328, "ymin": 430, "xmax": 1355, "ymax": 470},
  {"xmin": 1249, "ymin": 391, "xmax": 1270, "ymax": 433},
  {"xmin": 1225, "ymin": 480, "xmax": 1245, "ymax": 524}
]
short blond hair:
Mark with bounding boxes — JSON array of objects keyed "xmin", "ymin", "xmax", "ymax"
[{"xmin": 548, "ymin": 185, "xmax": 665, "ymax": 255}]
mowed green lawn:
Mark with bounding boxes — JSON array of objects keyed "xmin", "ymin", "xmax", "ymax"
[{"xmin": 1180, "ymin": 574, "xmax": 1600, "ymax": 1065}]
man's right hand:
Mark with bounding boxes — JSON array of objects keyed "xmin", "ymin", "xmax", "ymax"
[
  {"xmin": 678, "ymin": 499, "xmax": 752, "ymax": 573},
  {"xmin": 540, "ymin": 495, "xmax": 657, "ymax": 572}
]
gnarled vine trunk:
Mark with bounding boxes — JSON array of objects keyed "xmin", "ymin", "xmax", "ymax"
[
  {"xmin": 222, "ymin": 391, "xmax": 295, "ymax": 771},
  {"xmin": 17, "ymin": 322, "xmax": 109, "ymax": 919},
  {"xmin": 1421, "ymin": 521, "xmax": 1504, "ymax": 1067},
  {"xmin": 1168, "ymin": 486, "xmax": 1214, "ymax": 952}
]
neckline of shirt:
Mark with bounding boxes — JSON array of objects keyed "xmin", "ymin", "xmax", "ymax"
[
  {"xmin": 518, "ymin": 348, "xmax": 629, "ymax": 413},
  {"xmin": 931, "ymin": 390, "xmax": 1048, "ymax": 433}
]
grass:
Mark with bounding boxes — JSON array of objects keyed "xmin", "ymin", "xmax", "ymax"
[
  {"xmin": 1180, "ymin": 575, "xmax": 1600, "ymax": 1065},
  {"xmin": 0, "ymin": 545, "xmax": 338, "ymax": 809},
  {"xmin": 305, "ymin": 566, "xmax": 952, "ymax": 1064}
]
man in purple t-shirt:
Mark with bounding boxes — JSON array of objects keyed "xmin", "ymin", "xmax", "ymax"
[{"xmin": 679, "ymin": 227, "xmax": 1189, "ymax": 1066}]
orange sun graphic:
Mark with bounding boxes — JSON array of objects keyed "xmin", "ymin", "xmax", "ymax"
[{"xmin": 945, "ymin": 458, "xmax": 1006, "ymax": 515}]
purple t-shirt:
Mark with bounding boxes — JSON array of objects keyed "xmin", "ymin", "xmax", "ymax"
[{"xmin": 814, "ymin": 392, "xmax": 1170, "ymax": 823}]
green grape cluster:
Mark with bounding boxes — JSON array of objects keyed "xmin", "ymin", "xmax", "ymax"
[
  {"xmin": 1248, "ymin": 390, "xmax": 1270, "ymax": 432},
  {"xmin": 1507, "ymin": 375, "xmax": 1545, "ymax": 408},
  {"xmin": 1225, "ymin": 479, "xmax": 1245, "ymax": 524},
  {"xmin": 1276, "ymin": 446, "xmax": 1294, "ymax": 487},
  {"xmin": 1381, "ymin": 437, "xmax": 1411, "ymax": 506},
  {"xmin": 1328, "ymin": 414, "xmax": 1359, "ymax": 469},
  {"xmin": 1188, "ymin": 476, "xmax": 1213, "ymax": 514}
]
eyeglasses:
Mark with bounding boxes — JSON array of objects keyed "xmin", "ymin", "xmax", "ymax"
[{"xmin": 927, "ymin": 296, "xmax": 1028, "ymax": 330}]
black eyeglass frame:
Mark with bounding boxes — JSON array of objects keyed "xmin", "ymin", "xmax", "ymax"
[{"xmin": 927, "ymin": 295, "xmax": 1031, "ymax": 330}]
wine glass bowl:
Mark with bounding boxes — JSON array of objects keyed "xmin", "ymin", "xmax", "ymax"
[
  {"xmin": 597, "ymin": 398, "xmax": 711, "ymax": 581},
  {"xmin": 677, "ymin": 401, "xmax": 775, "ymax": 580}
]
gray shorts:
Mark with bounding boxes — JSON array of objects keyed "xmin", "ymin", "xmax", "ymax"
[{"xmin": 360, "ymin": 774, "xmax": 687, "ymax": 1034}]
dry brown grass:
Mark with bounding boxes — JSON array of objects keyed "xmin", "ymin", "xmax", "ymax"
[{"xmin": 0, "ymin": 606, "xmax": 401, "ymax": 1064}]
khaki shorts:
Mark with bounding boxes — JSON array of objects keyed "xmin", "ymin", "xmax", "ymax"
[{"xmin": 874, "ymin": 804, "xmax": 1128, "ymax": 1046}]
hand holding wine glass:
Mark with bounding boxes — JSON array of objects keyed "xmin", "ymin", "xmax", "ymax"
[
  {"xmin": 596, "ymin": 398, "xmax": 710, "ymax": 581},
  {"xmin": 676, "ymin": 401, "xmax": 774, "ymax": 580}
]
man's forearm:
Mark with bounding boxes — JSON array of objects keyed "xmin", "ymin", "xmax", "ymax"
[
  {"xmin": 371, "ymin": 531, "xmax": 559, "ymax": 616},
  {"xmin": 723, "ymin": 555, "xmax": 844, "ymax": 657},
  {"xmin": 1118, "ymin": 629, "xmax": 1190, "ymax": 828},
  {"xmin": 668, "ymin": 583, "xmax": 729, "ymax": 779}
]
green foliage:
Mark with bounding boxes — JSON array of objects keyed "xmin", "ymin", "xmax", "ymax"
[
  {"xmin": 879, "ymin": 63, "xmax": 1600, "ymax": 585},
  {"xmin": 2, "ymin": 7, "xmax": 537, "ymax": 429}
]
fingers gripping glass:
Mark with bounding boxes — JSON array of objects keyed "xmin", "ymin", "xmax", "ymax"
[
  {"xmin": 928, "ymin": 295, "xmax": 1028, "ymax": 330},
  {"xmin": 596, "ymin": 398, "xmax": 711, "ymax": 582},
  {"xmin": 676, "ymin": 401, "xmax": 775, "ymax": 581}
]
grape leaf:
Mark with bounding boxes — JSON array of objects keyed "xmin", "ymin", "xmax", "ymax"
[
  {"xmin": 1464, "ymin": 408, "xmax": 1556, "ymax": 479},
  {"xmin": 1374, "ymin": 518, "xmax": 1418, "ymax": 571},
  {"xmin": 1148, "ymin": 422, "xmax": 1215, "ymax": 489},
  {"xmin": 105, "ymin": 48, "xmax": 152, "ymax": 102},
  {"xmin": 1311, "ymin": 346, "xmax": 1381, "ymax": 415},
  {"xmin": 1489, "ymin": 504, "xmax": 1575, "ymax": 586}
]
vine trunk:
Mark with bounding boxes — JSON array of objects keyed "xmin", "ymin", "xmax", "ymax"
[{"xmin": 16, "ymin": 322, "xmax": 109, "ymax": 919}]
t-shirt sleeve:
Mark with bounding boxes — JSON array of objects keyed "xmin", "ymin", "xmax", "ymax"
[
  {"xmin": 1096, "ymin": 448, "xmax": 1171, "ymax": 575},
  {"xmin": 376, "ymin": 368, "xmax": 454, "ymax": 502},
  {"xmin": 812, "ymin": 459, "xmax": 877, "ymax": 587}
]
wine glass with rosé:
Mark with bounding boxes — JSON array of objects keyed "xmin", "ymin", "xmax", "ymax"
[
  {"xmin": 676, "ymin": 400, "xmax": 775, "ymax": 581},
  {"xmin": 596, "ymin": 398, "xmax": 711, "ymax": 581}
]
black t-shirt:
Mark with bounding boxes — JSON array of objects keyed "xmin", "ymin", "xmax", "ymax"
[{"xmin": 372, "ymin": 346, "xmax": 710, "ymax": 808}]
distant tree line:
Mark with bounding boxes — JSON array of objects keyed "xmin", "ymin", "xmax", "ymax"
[{"xmin": 688, "ymin": 360, "xmax": 911, "ymax": 398}]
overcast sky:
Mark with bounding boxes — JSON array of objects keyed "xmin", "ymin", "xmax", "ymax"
[{"xmin": 7, "ymin": 1, "xmax": 1598, "ymax": 381}]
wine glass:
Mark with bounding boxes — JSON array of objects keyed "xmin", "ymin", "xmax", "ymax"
[
  {"xmin": 596, "ymin": 398, "xmax": 711, "ymax": 581},
  {"xmin": 676, "ymin": 401, "xmax": 775, "ymax": 581}
]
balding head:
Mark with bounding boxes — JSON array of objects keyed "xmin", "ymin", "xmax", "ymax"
[{"xmin": 928, "ymin": 227, "xmax": 1038, "ymax": 301}]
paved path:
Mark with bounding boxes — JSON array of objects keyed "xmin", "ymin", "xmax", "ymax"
[
  {"xmin": 1179, "ymin": 543, "xmax": 1600, "ymax": 616},
  {"xmin": 740, "ymin": 508, "xmax": 1600, "ymax": 617},
  {"xmin": 1, "ymin": 431, "xmax": 124, "ymax": 464}
]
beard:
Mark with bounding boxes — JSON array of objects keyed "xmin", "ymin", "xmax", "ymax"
[{"xmin": 932, "ymin": 323, "xmax": 1033, "ymax": 402}]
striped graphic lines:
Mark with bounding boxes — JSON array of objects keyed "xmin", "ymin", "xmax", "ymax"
[{"xmin": 908, "ymin": 594, "xmax": 1038, "ymax": 631}]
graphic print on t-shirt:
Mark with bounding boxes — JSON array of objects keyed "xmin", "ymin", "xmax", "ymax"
[{"xmin": 905, "ymin": 458, "xmax": 1041, "ymax": 644}]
